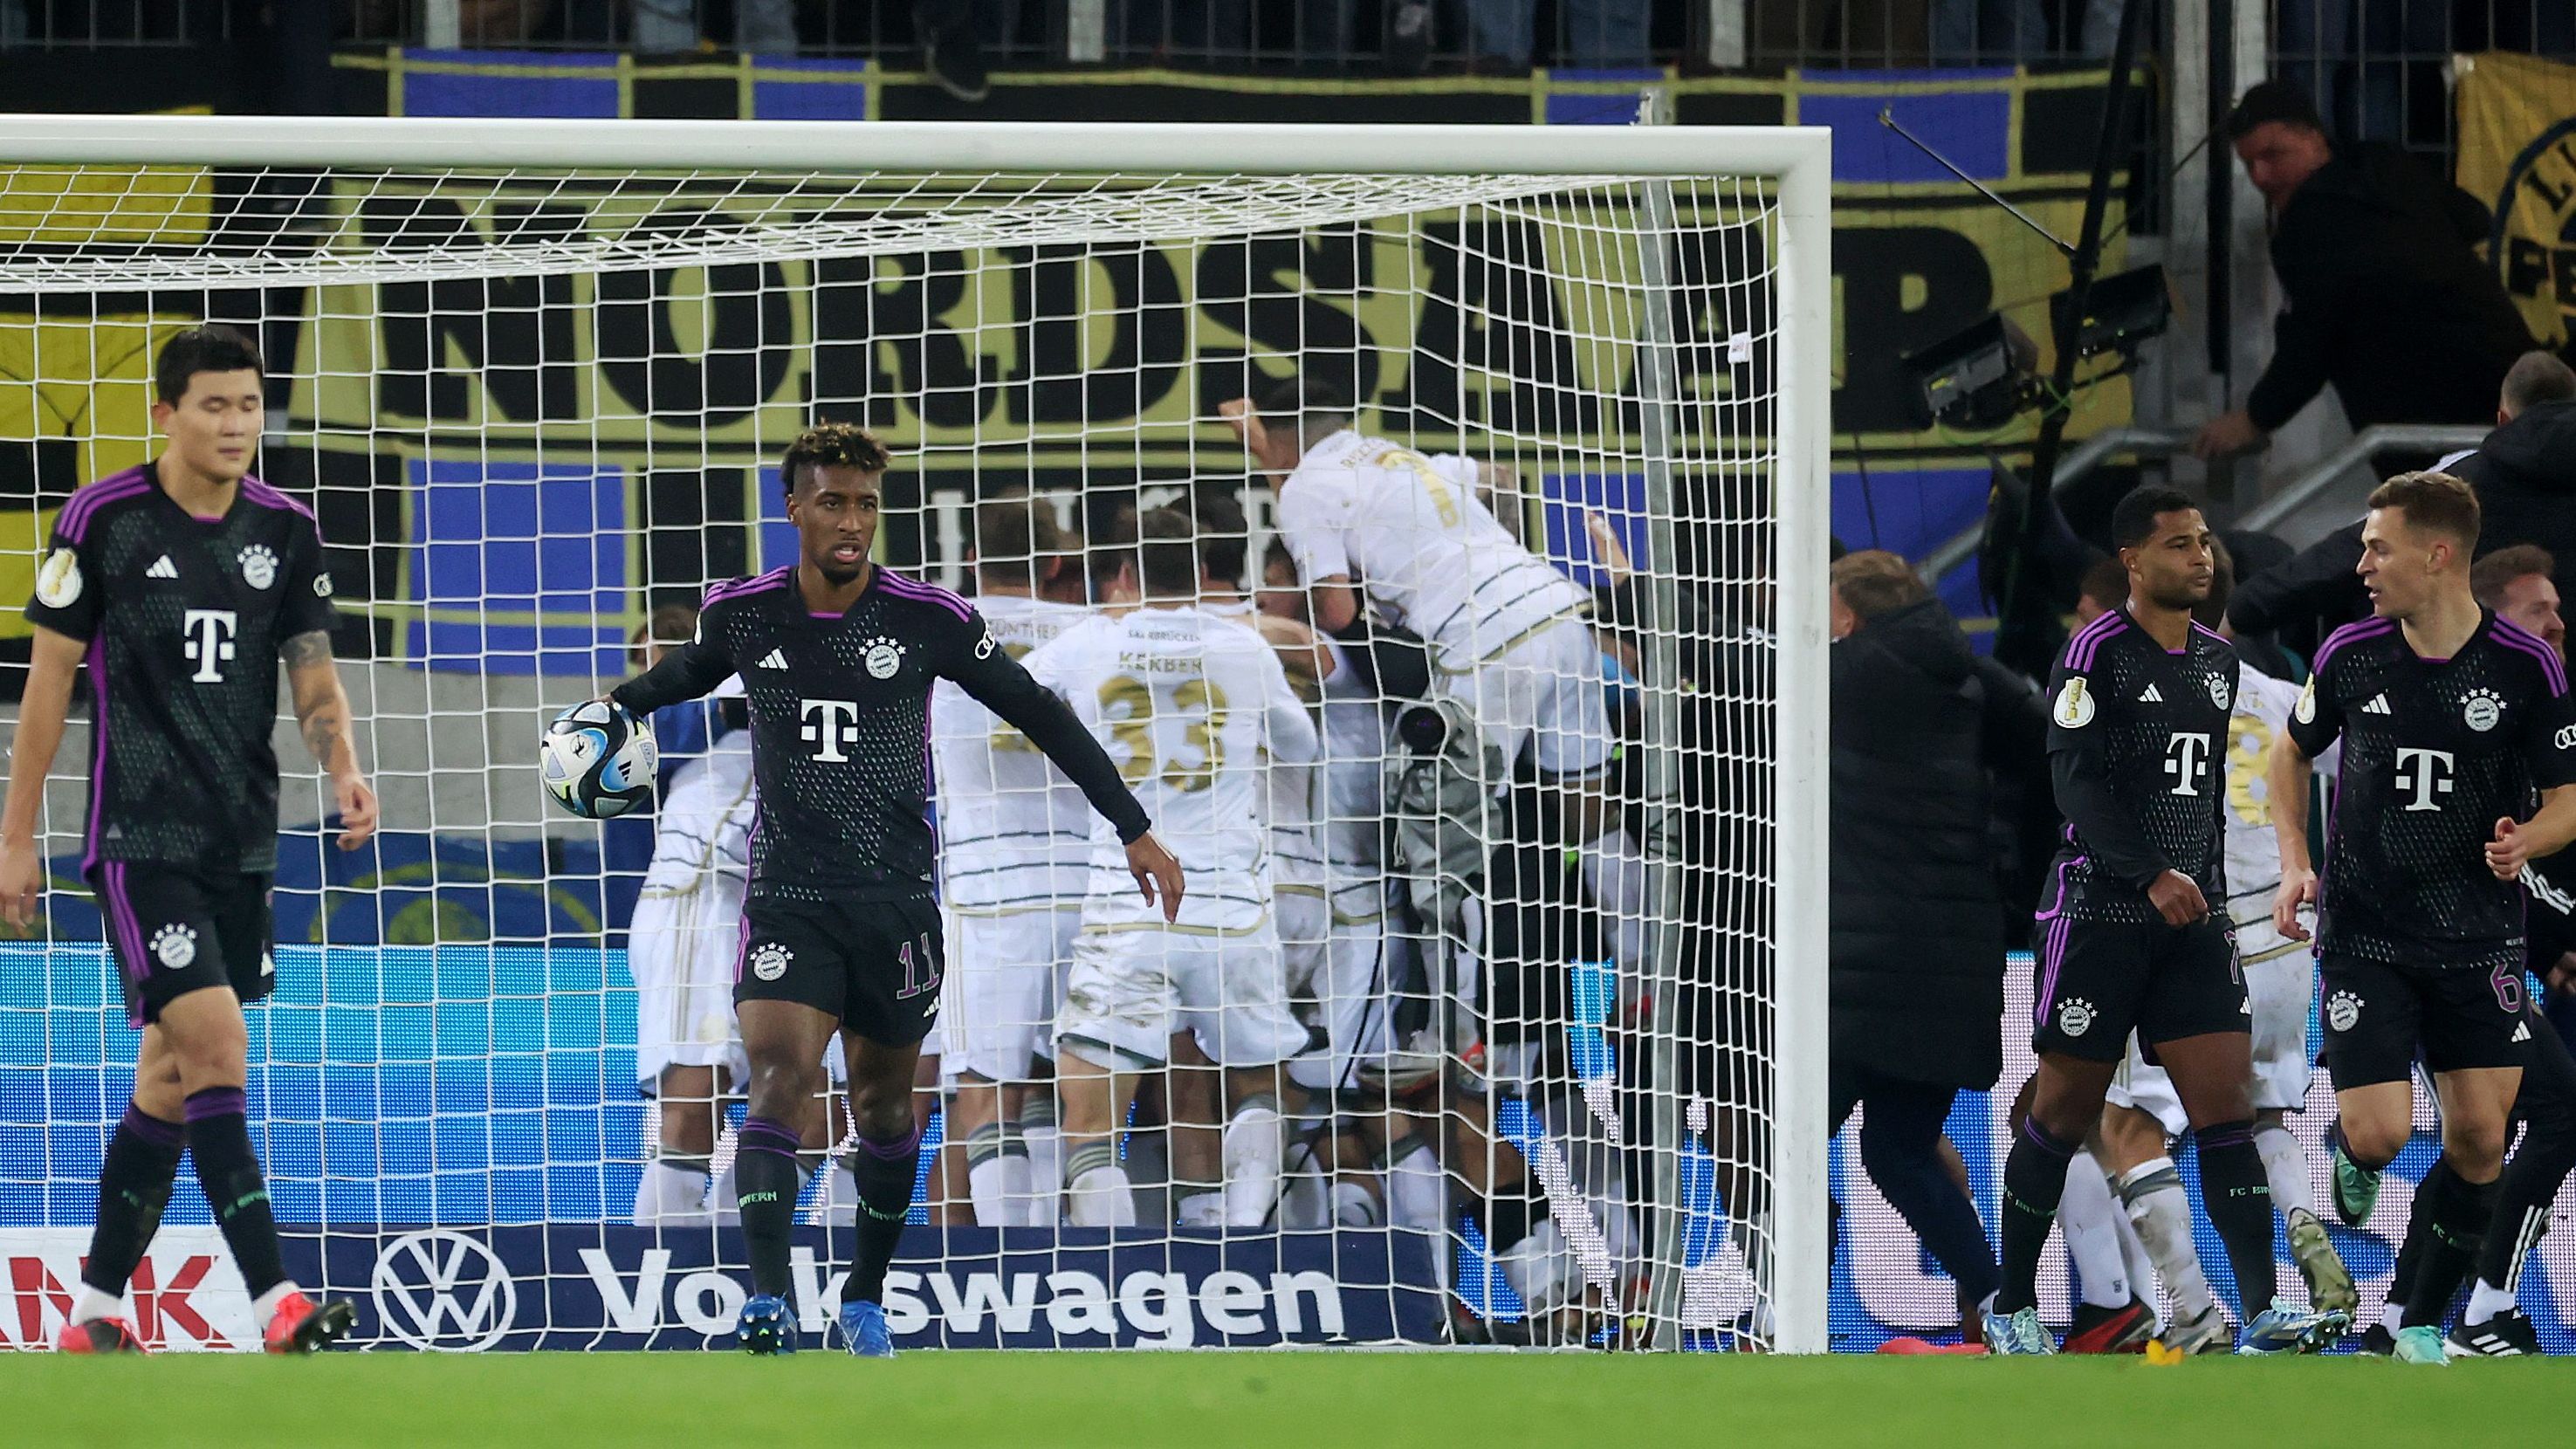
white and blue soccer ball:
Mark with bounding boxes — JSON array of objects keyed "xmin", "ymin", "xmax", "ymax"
[{"xmin": 540, "ymin": 699, "xmax": 657, "ymax": 820}]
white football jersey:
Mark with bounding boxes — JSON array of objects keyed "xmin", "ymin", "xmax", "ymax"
[
  {"xmin": 2221, "ymin": 663, "xmax": 2335, "ymax": 924},
  {"xmin": 643, "ymin": 690, "xmax": 756, "ymax": 893},
  {"xmin": 1027, "ymin": 605, "xmax": 1319, "ymax": 899},
  {"xmin": 1318, "ymin": 638, "xmax": 1388, "ymax": 922},
  {"xmin": 1274, "ymin": 429, "xmax": 1589, "ymax": 670},
  {"xmin": 931, "ymin": 593, "xmax": 1095, "ymax": 912},
  {"xmin": 1201, "ymin": 596, "xmax": 1325, "ymax": 893}
]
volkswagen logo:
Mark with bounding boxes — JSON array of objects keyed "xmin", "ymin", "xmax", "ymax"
[{"xmin": 371, "ymin": 1229, "xmax": 518, "ymax": 1351}]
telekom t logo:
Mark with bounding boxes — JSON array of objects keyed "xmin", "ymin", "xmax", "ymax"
[
  {"xmin": 182, "ymin": 609, "xmax": 237, "ymax": 683},
  {"xmin": 800, "ymin": 697, "xmax": 861, "ymax": 762},
  {"xmin": 2394, "ymin": 747, "xmax": 2456, "ymax": 813},
  {"xmin": 2163, "ymin": 731, "xmax": 2212, "ymax": 795}
]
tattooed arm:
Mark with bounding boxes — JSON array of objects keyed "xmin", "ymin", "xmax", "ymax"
[{"xmin": 283, "ymin": 629, "xmax": 379, "ymax": 850}]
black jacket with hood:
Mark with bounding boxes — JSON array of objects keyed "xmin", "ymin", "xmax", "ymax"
[{"xmin": 1830, "ymin": 598, "xmax": 2041, "ymax": 1090}]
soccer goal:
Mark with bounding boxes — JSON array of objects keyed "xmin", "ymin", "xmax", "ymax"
[{"xmin": 0, "ymin": 114, "xmax": 1830, "ymax": 1353}]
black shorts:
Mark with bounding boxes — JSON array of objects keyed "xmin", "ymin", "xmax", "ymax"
[
  {"xmin": 2318, "ymin": 953, "xmax": 2531, "ymax": 1087},
  {"xmin": 2030, "ymin": 914, "xmax": 2246, "ymax": 1061},
  {"xmin": 734, "ymin": 894, "xmax": 944, "ymax": 1047},
  {"xmin": 89, "ymin": 862, "xmax": 274, "ymax": 1028}
]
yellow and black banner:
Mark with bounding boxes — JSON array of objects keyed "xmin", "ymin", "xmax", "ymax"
[
  {"xmin": 0, "ymin": 56, "xmax": 2140, "ymax": 670},
  {"xmin": 2459, "ymin": 51, "xmax": 2576, "ymax": 351}
]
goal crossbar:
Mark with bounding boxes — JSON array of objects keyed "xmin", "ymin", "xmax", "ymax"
[{"xmin": 0, "ymin": 111, "xmax": 1833, "ymax": 1355}]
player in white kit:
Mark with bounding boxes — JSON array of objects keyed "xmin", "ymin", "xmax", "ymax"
[
  {"xmin": 932, "ymin": 495, "xmax": 1094, "ymax": 1226},
  {"xmin": 1233, "ymin": 381, "xmax": 1608, "ymax": 796},
  {"xmin": 1175, "ymin": 493, "xmax": 1338, "ymax": 1227},
  {"xmin": 1032, "ymin": 508, "xmax": 1320, "ymax": 1227},
  {"xmin": 2091, "ymin": 551, "xmax": 2359, "ymax": 1336},
  {"xmin": 628, "ymin": 605, "xmax": 759, "ymax": 1224}
]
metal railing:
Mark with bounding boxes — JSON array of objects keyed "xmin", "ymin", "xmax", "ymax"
[
  {"xmin": 1919, "ymin": 422, "xmax": 2487, "ymax": 583},
  {"xmin": 2236, "ymin": 422, "xmax": 2486, "ymax": 532}
]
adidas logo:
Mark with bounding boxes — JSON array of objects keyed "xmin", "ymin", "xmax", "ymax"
[
  {"xmin": 2362, "ymin": 694, "xmax": 2392, "ymax": 715},
  {"xmin": 757, "ymin": 649, "xmax": 788, "ymax": 670},
  {"xmin": 2138, "ymin": 683, "xmax": 2163, "ymax": 703},
  {"xmin": 2514, "ymin": 1020, "xmax": 2532, "ymax": 1044},
  {"xmin": 146, "ymin": 554, "xmax": 177, "ymax": 580}
]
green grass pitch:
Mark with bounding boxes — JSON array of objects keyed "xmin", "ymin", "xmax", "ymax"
[{"xmin": 9, "ymin": 1353, "xmax": 2567, "ymax": 1447}]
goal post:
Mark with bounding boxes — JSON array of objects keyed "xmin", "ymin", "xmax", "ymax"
[{"xmin": 0, "ymin": 114, "xmax": 1831, "ymax": 1353}]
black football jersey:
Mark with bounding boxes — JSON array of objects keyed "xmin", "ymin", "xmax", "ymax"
[
  {"xmin": 614, "ymin": 564, "xmax": 1151, "ymax": 906},
  {"xmin": 2288, "ymin": 610, "xmax": 2576, "ymax": 971},
  {"xmin": 2044, "ymin": 608, "xmax": 2238, "ymax": 923},
  {"xmin": 22, "ymin": 466, "xmax": 336, "ymax": 875}
]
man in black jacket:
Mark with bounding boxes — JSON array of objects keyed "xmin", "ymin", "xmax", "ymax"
[
  {"xmin": 2192, "ymin": 82, "xmax": 2533, "ymax": 462},
  {"xmin": 1828, "ymin": 550, "xmax": 2041, "ymax": 1339},
  {"xmin": 2228, "ymin": 350, "xmax": 2576, "ymax": 651}
]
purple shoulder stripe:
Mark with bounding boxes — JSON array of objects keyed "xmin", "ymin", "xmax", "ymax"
[
  {"xmin": 703, "ymin": 567, "xmax": 792, "ymax": 604},
  {"xmin": 2064, "ymin": 611, "xmax": 2127, "ymax": 671},
  {"xmin": 239, "ymin": 476, "xmax": 316, "ymax": 520},
  {"xmin": 2312, "ymin": 616, "xmax": 2394, "ymax": 672},
  {"xmin": 55, "ymin": 470, "xmax": 155, "ymax": 542},
  {"xmin": 2491, "ymin": 617, "xmax": 2570, "ymax": 696},
  {"xmin": 878, "ymin": 570, "xmax": 972, "ymax": 621}
]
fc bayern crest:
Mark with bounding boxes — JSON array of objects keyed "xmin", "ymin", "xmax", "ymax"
[
  {"xmin": 863, "ymin": 636, "xmax": 904, "ymax": 679},
  {"xmin": 2056, "ymin": 997, "xmax": 2096, "ymax": 1038},
  {"xmin": 2463, "ymin": 688, "xmax": 2504, "ymax": 732},
  {"xmin": 238, "ymin": 544, "xmax": 278, "ymax": 590},
  {"xmin": 2207, "ymin": 674, "xmax": 2231, "ymax": 711}
]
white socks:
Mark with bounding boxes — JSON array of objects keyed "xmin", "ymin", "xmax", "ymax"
[
  {"xmin": 1220, "ymin": 1098, "xmax": 1283, "ymax": 1229},
  {"xmin": 966, "ymin": 1148, "xmax": 1031, "ymax": 1227},
  {"xmin": 1021, "ymin": 1106, "xmax": 1064, "ymax": 1227},
  {"xmin": 2255, "ymin": 1121, "xmax": 2317, "ymax": 1220},
  {"xmin": 2117, "ymin": 1156, "xmax": 2216, "ymax": 1323},
  {"xmin": 2059, "ymin": 1150, "xmax": 2133, "ymax": 1309},
  {"xmin": 251, "ymin": 1281, "xmax": 300, "ymax": 1323},
  {"xmin": 633, "ymin": 1157, "xmax": 714, "ymax": 1224},
  {"xmin": 72, "ymin": 1286, "xmax": 123, "ymax": 1325},
  {"xmin": 1063, "ymin": 1140, "xmax": 1137, "ymax": 1226},
  {"xmin": 2465, "ymin": 1279, "xmax": 2518, "ymax": 1326}
]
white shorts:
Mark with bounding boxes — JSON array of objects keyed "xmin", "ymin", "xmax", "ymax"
[
  {"xmin": 938, "ymin": 907, "xmax": 1081, "ymax": 1084},
  {"xmin": 1288, "ymin": 913, "xmax": 1402, "ymax": 1094},
  {"xmin": 1445, "ymin": 615, "xmax": 1611, "ymax": 781},
  {"xmin": 1054, "ymin": 892, "xmax": 1306, "ymax": 1069},
  {"xmin": 1277, "ymin": 884, "xmax": 1330, "ymax": 999},
  {"xmin": 630, "ymin": 874, "xmax": 750, "ymax": 1092},
  {"xmin": 2106, "ymin": 917, "xmax": 2317, "ymax": 1134}
]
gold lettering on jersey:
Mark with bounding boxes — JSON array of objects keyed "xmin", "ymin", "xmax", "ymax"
[
  {"xmin": 2054, "ymin": 675, "xmax": 2095, "ymax": 729},
  {"xmin": 1096, "ymin": 673, "xmax": 1229, "ymax": 792},
  {"xmin": 2227, "ymin": 715, "xmax": 2273, "ymax": 828},
  {"xmin": 1117, "ymin": 651, "xmax": 1206, "ymax": 675},
  {"xmin": 1391, "ymin": 449, "xmax": 1462, "ymax": 528}
]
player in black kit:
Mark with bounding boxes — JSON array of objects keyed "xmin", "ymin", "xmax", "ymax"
[
  {"xmin": 608, "ymin": 422, "xmax": 1181, "ymax": 1357},
  {"xmin": 0, "ymin": 326, "xmax": 377, "ymax": 1354},
  {"xmin": 2270, "ymin": 471, "xmax": 2576, "ymax": 1363},
  {"xmin": 1988, "ymin": 486, "xmax": 2332, "ymax": 1356}
]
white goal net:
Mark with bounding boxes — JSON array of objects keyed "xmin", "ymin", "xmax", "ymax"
[{"xmin": 0, "ymin": 117, "xmax": 1828, "ymax": 1353}]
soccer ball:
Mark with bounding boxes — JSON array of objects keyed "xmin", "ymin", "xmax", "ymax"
[{"xmin": 540, "ymin": 700, "xmax": 657, "ymax": 819}]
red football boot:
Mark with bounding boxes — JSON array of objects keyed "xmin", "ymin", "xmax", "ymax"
[
  {"xmin": 57, "ymin": 1316, "xmax": 148, "ymax": 1354},
  {"xmin": 261, "ymin": 1291, "xmax": 356, "ymax": 1354}
]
